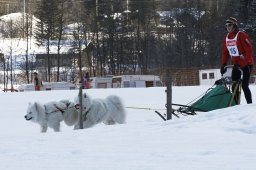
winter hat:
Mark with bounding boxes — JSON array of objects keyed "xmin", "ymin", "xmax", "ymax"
[{"xmin": 226, "ymin": 17, "xmax": 238, "ymax": 25}]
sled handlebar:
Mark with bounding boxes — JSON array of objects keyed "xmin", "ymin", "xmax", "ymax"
[{"xmin": 223, "ymin": 65, "xmax": 243, "ymax": 79}]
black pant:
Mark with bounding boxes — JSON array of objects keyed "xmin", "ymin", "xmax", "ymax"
[{"xmin": 231, "ymin": 65, "xmax": 253, "ymax": 104}]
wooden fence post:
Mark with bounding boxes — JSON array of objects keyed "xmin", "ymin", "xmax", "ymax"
[
  {"xmin": 166, "ymin": 76, "xmax": 172, "ymax": 120},
  {"xmin": 78, "ymin": 82, "xmax": 83, "ymax": 129}
]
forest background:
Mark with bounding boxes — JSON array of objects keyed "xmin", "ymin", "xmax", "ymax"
[{"xmin": 0, "ymin": 0, "xmax": 255, "ymax": 84}]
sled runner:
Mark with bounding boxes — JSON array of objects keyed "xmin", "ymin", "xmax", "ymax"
[{"xmin": 156, "ymin": 65, "xmax": 242, "ymax": 120}]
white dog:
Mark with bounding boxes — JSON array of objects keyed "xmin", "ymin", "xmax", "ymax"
[
  {"xmin": 25, "ymin": 100, "xmax": 78, "ymax": 132},
  {"xmin": 74, "ymin": 93, "xmax": 126, "ymax": 129}
]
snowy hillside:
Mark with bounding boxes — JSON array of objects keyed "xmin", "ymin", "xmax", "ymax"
[
  {"xmin": 0, "ymin": 86, "xmax": 256, "ymax": 170},
  {"xmin": 0, "ymin": 12, "xmax": 39, "ymax": 28},
  {"xmin": 0, "ymin": 12, "xmax": 39, "ymax": 38},
  {"xmin": 0, "ymin": 13, "xmax": 85, "ymax": 58}
]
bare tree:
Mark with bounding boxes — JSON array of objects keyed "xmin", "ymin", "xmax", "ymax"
[
  {"xmin": 55, "ymin": 0, "xmax": 67, "ymax": 81},
  {"xmin": 34, "ymin": 0, "xmax": 59, "ymax": 82}
]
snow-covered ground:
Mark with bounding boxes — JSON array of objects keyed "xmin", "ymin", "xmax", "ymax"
[{"xmin": 0, "ymin": 86, "xmax": 256, "ymax": 170}]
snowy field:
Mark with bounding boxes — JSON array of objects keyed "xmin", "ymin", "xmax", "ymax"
[{"xmin": 0, "ymin": 86, "xmax": 256, "ymax": 170}]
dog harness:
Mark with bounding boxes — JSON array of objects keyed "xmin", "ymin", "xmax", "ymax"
[
  {"xmin": 54, "ymin": 104, "xmax": 65, "ymax": 114},
  {"xmin": 45, "ymin": 103, "xmax": 71, "ymax": 114}
]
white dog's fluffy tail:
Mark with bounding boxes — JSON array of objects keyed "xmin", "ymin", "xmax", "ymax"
[{"xmin": 106, "ymin": 95, "xmax": 126, "ymax": 124}]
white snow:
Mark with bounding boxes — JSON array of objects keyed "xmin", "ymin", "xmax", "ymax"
[
  {"xmin": 0, "ymin": 38, "xmax": 76, "ymax": 57},
  {"xmin": 0, "ymin": 12, "xmax": 39, "ymax": 40},
  {"xmin": 0, "ymin": 12, "xmax": 39, "ymax": 24},
  {"xmin": 0, "ymin": 86, "xmax": 256, "ymax": 170},
  {"xmin": 0, "ymin": 13, "xmax": 88, "ymax": 58}
]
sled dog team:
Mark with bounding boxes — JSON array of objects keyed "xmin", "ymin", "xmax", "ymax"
[{"xmin": 24, "ymin": 93, "xmax": 126, "ymax": 132}]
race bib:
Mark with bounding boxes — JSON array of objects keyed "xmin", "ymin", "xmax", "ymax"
[
  {"xmin": 226, "ymin": 40, "xmax": 239, "ymax": 57},
  {"xmin": 226, "ymin": 32, "xmax": 240, "ymax": 57}
]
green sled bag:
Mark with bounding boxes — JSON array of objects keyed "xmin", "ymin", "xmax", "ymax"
[{"xmin": 191, "ymin": 85, "xmax": 237, "ymax": 112}]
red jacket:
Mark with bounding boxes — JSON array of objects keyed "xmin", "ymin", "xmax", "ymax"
[{"xmin": 222, "ymin": 29, "xmax": 254, "ymax": 67}]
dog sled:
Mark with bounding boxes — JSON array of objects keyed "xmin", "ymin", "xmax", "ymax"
[{"xmin": 156, "ymin": 65, "xmax": 242, "ymax": 120}]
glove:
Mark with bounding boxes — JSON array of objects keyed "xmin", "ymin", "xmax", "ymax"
[
  {"xmin": 220, "ymin": 65, "xmax": 227, "ymax": 75},
  {"xmin": 215, "ymin": 79, "xmax": 220, "ymax": 85},
  {"xmin": 233, "ymin": 64, "xmax": 240, "ymax": 71}
]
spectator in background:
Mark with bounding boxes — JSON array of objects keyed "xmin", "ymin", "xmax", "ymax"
[
  {"xmin": 79, "ymin": 78, "xmax": 84, "ymax": 89},
  {"xmin": 84, "ymin": 72, "xmax": 91, "ymax": 89},
  {"xmin": 33, "ymin": 72, "xmax": 42, "ymax": 91}
]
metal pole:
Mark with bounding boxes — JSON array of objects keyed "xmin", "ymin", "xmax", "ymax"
[{"xmin": 166, "ymin": 76, "xmax": 172, "ymax": 120}]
